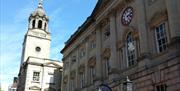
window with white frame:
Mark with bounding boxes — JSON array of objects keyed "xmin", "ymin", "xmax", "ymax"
[
  {"xmin": 103, "ymin": 24, "xmax": 110, "ymax": 40},
  {"xmin": 90, "ymin": 40, "xmax": 96, "ymax": 49},
  {"xmin": 80, "ymin": 73, "xmax": 85, "ymax": 88},
  {"xmin": 126, "ymin": 32, "xmax": 136, "ymax": 67},
  {"xmin": 156, "ymin": 84, "xmax": 166, "ymax": 91},
  {"xmin": 89, "ymin": 67, "xmax": 95, "ymax": 84},
  {"xmin": 33, "ymin": 72, "xmax": 40, "ymax": 82},
  {"xmin": 155, "ymin": 23, "xmax": 168, "ymax": 53},
  {"xmin": 79, "ymin": 48, "xmax": 86, "ymax": 58}
]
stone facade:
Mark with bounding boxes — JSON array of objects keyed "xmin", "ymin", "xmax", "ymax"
[
  {"xmin": 61, "ymin": 0, "xmax": 180, "ymax": 91},
  {"xmin": 17, "ymin": 1, "xmax": 63, "ymax": 91}
]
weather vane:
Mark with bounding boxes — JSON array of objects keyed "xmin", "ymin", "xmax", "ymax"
[{"xmin": 38, "ymin": 0, "xmax": 43, "ymax": 8}]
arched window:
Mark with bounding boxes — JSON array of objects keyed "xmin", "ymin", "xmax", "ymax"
[
  {"xmin": 38, "ymin": 20, "xmax": 42, "ymax": 29},
  {"xmin": 126, "ymin": 32, "xmax": 136, "ymax": 67},
  {"xmin": 32, "ymin": 20, "xmax": 36, "ymax": 28}
]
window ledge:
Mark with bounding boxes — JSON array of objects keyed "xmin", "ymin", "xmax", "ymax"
[
  {"xmin": 152, "ymin": 50, "xmax": 168, "ymax": 58},
  {"xmin": 32, "ymin": 81, "xmax": 40, "ymax": 83}
]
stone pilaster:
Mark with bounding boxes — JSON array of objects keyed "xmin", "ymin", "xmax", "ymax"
[
  {"xmin": 76, "ymin": 49, "xmax": 79, "ymax": 89},
  {"xmin": 165, "ymin": 0, "xmax": 180, "ymax": 39},
  {"xmin": 74, "ymin": 48, "xmax": 79, "ymax": 89},
  {"xmin": 136, "ymin": 0, "xmax": 149, "ymax": 56},
  {"xmin": 85, "ymin": 38, "xmax": 89, "ymax": 86},
  {"xmin": 67, "ymin": 58, "xmax": 70, "ymax": 91},
  {"xmin": 95, "ymin": 26, "xmax": 102, "ymax": 81},
  {"xmin": 35, "ymin": 19, "xmax": 38, "ymax": 28},
  {"xmin": 109, "ymin": 10, "xmax": 119, "ymax": 72}
]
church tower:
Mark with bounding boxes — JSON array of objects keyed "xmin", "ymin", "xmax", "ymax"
[
  {"xmin": 21, "ymin": 0, "xmax": 50, "ymax": 64},
  {"xmin": 17, "ymin": 1, "xmax": 63, "ymax": 91}
]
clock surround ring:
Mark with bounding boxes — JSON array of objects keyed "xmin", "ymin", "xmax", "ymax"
[{"xmin": 121, "ymin": 6, "xmax": 134, "ymax": 26}]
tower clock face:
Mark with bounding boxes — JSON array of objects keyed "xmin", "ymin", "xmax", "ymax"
[{"xmin": 121, "ymin": 7, "xmax": 133, "ymax": 26}]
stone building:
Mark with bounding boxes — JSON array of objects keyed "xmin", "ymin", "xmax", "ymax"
[
  {"xmin": 17, "ymin": 1, "xmax": 63, "ymax": 91},
  {"xmin": 60, "ymin": 0, "xmax": 180, "ymax": 91}
]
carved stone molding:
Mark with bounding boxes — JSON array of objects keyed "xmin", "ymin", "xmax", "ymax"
[
  {"xmin": 99, "ymin": 18, "xmax": 110, "ymax": 28},
  {"xmin": 78, "ymin": 64, "xmax": 85, "ymax": 74},
  {"xmin": 63, "ymin": 76, "xmax": 68, "ymax": 83},
  {"xmin": 149, "ymin": 10, "xmax": 168, "ymax": 29},
  {"xmin": 108, "ymin": 8, "xmax": 117, "ymax": 17},
  {"xmin": 122, "ymin": 26, "xmax": 139, "ymax": 42},
  {"xmin": 124, "ymin": 0, "xmax": 135, "ymax": 4},
  {"xmin": 117, "ymin": 40, "xmax": 125, "ymax": 49},
  {"xmin": 102, "ymin": 48, "xmax": 111, "ymax": 58},
  {"xmin": 88, "ymin": 57, "xmax": 96, "ymax": 67}
]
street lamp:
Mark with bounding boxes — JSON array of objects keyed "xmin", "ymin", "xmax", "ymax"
[{"xmin": 123, "ymin": 76, "xmax": 133, "ymax": 91}]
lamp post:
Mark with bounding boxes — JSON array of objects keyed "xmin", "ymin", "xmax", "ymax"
[{"xmin": 123, "ymin": 76, "xmax": 133, "ymax": 91}]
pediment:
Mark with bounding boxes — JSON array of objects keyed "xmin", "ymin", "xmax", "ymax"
[{"xmin": 45, "ymin": 62, "xmax": 61, "ymax": 67}]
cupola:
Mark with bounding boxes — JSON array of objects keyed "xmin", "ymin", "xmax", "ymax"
[{"xmin": 28, "ymin": 0, "xmax": 49, "ymax": 32}]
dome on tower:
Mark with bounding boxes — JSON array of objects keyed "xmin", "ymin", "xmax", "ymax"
[
  {"xmin": 29, "ymin": 0, "xmax": 49, "ymax": 20},
  {"xmin": 28, "ymin": 0, "xmax": 49, "ymax": 31},
  {"xmin": 32, "ymin": 7, "xmax": 46, "ymax": 16}
]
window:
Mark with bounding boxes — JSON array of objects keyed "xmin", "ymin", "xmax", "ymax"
[
  {"xmin": 126, "ymin": 32, "xmax": 136, "ymax": 67},
  {"xmin": 156, "ymin": 84, "xmax": 166, "ymax": 91},
  {"xmin": 33, "ymin": 72, "xmax": 40, "ymax": 82},
  {"xmin": 71, "ymin": 56, "xmax": 76, "ymax": 65},
  {"xmin": 89, "ymin": 67, "xmax": 95, "ymax": 84},
  {"xmin": 155, "ymin": 23, "xmax": 168, "ymax": 53},
  {"xmin": 80, "ymin": 49, "xmax": 86, "ymax": 58},
  {"xmin": 104, "ymin": 25, "xmax": 110, "ymax": 40},
  {"xmin": 38, "ymin": 20, "xmax": 42, "ymax": 29},
  {"xmin": 32, "ymin": 20, "xmax": 36, "ymax": 28},
  {"xmin": 90, "ymin": 40, "xmax": 96, "ymax": 49},
  {"xmin": 80, "ymin": 73, "xmax": 85, "ymax": 88}
]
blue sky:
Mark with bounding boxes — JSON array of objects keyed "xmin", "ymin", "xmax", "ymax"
[{"xmin": 0, "ymin": 0, "xmax": 97, "ymax": 90}]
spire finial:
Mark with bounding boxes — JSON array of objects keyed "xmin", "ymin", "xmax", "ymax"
[{"xmin": 38, "ymin": 0, "xmax": 43, "ymax": 8}]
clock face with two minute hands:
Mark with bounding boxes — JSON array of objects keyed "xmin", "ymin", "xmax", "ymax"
[{"xmin": 121, "ymin": 7, "xmax": 133, "ymax": 26}]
